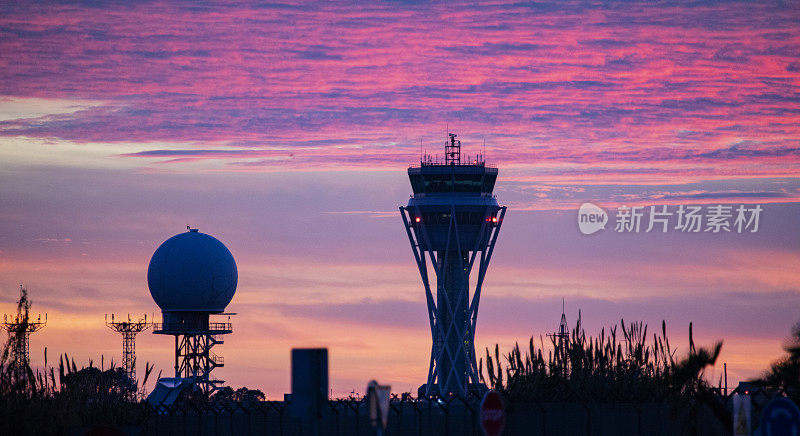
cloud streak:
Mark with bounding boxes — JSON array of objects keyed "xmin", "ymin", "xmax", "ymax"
[{"xmin": 0, "ymin": 0, "xmax": 797, "ymax": 183}]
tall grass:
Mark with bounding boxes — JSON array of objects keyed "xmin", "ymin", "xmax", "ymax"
[{"xmin": 480, "ymin": 311, "xmax": 723, "ymax": 402}]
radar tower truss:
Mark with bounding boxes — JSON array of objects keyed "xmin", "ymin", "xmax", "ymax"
[{"xmin": 153, "ymin": 316, "xmax": 232, "ymax": 394}]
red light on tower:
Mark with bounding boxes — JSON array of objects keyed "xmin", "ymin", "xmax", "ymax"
[
  {"xmin": 415, "ymin": 217, "xmax": 421, "ymax": 223},
  {"xmin": 492, "ymin": 217, "xmax": 498, "ymax": 223}
]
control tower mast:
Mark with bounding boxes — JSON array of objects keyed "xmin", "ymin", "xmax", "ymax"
[{"xmin": 400, "ymin": 133, "xmax": 506, "ymax": 397}]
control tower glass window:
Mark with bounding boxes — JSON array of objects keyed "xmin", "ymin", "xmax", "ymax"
[
  {"xmin": 481, "ymin": 174, "xmax": 497, "ymax": 193},
  {"xmin": 454, "ymin": 174, "xmax": 483, "ymax": 192}
]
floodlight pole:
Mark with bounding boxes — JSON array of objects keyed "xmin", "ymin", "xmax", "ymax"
[
  {"xmin": 2, "ymin": 286, "xmax": 46, "ymax": 376},
  {"xmin": 106, "ymin": 313, "xmax": 151, "ymax": 383}
]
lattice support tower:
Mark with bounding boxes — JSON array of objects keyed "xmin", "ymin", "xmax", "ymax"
[
  {"xmin": 2, "ymin": 286, "xmax": 46, "ymax": 375},
  {"xmin": 547, "ymin": 299, "xmax": 570, "ymax": 376},
  {"xmin": 105, "ymin": 313, "xmax": 151, "ymax": 383},
  {"xmin": 154, "ymin": 313, "xmax": 233, "ymax": 394}
]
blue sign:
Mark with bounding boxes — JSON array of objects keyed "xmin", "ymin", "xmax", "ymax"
[{"xmin": 761, "ymin": 397, "xmax": 800, "ymax": 436}]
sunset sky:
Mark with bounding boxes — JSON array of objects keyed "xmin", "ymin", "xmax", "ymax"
[{"xmin": 1, "ymin": 1, "xmax": 799, "ymax": 399}]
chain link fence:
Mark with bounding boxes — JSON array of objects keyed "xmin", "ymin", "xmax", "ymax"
[{"xmin": 133, "ymin": 393, "xmax": 733, "ymax": 436}]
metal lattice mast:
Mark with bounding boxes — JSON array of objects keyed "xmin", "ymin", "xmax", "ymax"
[
  {"xmin": 2, "ymin": 286, "xmax": 46, "ymax": 375},
  {"xmin": 445, "ymin": 133, "xmax": 461, "ymax": 165},
  {"xmin": 547, "ymin": 299, "xmax": 570, "ymax": 376},
  {"xmin": 176, "ymin": 334, "xmax": 225, "ymax": 384},
  {"xmin": 105, "ymin": 313, "xmax": 151, "ymax": 383}
]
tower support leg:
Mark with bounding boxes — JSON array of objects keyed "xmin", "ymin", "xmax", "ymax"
[
  {"xmin": 174, "ymin": 333, "xmax": 226, "ymax": 394},
  {"xmin": 400, "ymin": 206, "xmax": 506, "ymax": 397}
]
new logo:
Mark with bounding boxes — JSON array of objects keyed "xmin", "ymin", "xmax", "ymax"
[{"xmin": 578, "ymin": 202, "xmax": 607, "ymax": 235}]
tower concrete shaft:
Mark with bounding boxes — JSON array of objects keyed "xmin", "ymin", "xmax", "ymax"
[{"xmin": 401, "ymin": 133, "xmax": 505, "ymax": 397}]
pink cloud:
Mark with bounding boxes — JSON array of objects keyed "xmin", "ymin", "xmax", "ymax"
[{"xmin": 0, "ymin": 1, "xmax": 797, "ymax": 185}]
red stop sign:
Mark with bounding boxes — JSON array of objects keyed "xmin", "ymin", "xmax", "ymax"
[{"xmin": 480, "ymin": 390, "xmax": 505, "ymax": 436}]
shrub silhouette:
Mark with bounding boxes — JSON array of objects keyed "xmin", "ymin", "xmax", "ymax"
[{"xmin": 756, "ymin": 321, "xmax": 800, "ymax": 402}]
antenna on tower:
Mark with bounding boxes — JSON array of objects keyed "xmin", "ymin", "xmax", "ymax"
[
  {"xmin": 547, "ymin": 298, "xmax": 570, "ymax": 376},
  {"xmin": 445, "ymin": 133, "xmax": 461, "ymax": 165}
]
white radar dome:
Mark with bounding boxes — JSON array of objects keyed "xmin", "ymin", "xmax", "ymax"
[{"xmin": 147, "ymin": 229, "xmax": 237, "ymax": 313}]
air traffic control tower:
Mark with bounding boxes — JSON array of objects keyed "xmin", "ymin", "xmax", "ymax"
[{"xmin": 400, "ymin": 133, "xmax": 506, "ymax": 397}]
